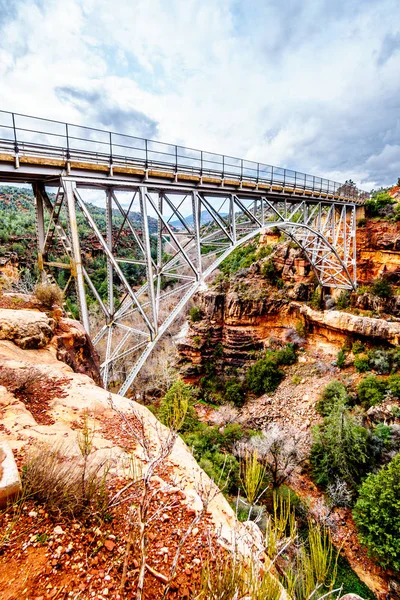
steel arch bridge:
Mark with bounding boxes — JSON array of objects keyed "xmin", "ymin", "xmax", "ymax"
[{"xmin": 0, "ymin": 111, "xmax": 368, "ymax": 393}]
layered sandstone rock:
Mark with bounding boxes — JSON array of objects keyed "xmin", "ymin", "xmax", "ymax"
[
  {"xmin": 357, "ymin": 220, "xmax": 400, "ymax": 284},
  {"xmin": 300, "ymin": 304, "xmax": 400, "ymax": 346},
  {"xmin": 0, "ymin": 306, "xmax": 101, "ymax": 385}
]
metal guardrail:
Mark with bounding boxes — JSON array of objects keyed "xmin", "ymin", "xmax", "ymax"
[{"xmin": 0, "ymin": 110, "xmax": 368, "ymax": 202}]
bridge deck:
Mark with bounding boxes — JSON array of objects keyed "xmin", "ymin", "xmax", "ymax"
[{"xmin": 0, "ymin": 110, "xmax": 367, "ymax": 204}]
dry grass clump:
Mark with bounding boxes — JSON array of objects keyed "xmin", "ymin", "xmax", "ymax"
[
  {"xmin": 22, "ymin": 443, "xmax": 109, "ymax": 520},
  {"xmin": 193, "ymin": 551, "xmax": 281, "ymax": 600},
  {"xmin": 34, "ymin": 282, "xmax": 64, "ymax": 308}
]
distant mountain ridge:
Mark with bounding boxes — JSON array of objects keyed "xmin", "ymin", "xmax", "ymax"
[
  {"xmin": 169, "ymin": 210, "xmax": 228, "ymax": 229},
  {"xmin": 0, "ymin": 185, "xmax": 158, "ymax": 234}
]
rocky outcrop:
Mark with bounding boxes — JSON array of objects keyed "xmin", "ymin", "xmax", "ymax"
[
  {"xmin": 179, "ymin": 285, "xmax": 400, "ymax": 375},
  {"xmin": 178, "ymin": 289, "xmax": 300, "ymax": 372},
  {"xmin": 300, "ymin": 304, "xmax": 400, "ymax": 346},
  {"xmin": 357, "ymin": 220, "xmax": 400, "ymax": 284},
  {"xmin": 0, "ymin": 306, "xmax": 101, "ymax": 385},
  {"xmin": 0, "ymin": 308, "xmax": 55, "ymax": 349},
  {"xmin": 51, "ymin": 317, "xmax": 102, "ymax": 386}
]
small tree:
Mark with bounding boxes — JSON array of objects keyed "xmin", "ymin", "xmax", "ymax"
[
  {"xmin": 316, "ymin": 380, "xmax": 348, "ymax": 416},
  {"xmin": 371, "ymin": 277, "xmax": 393, "ymax": 298},
  {"xmin": 353, "ymin": 453, "xmax": 400, "ymax": 571},
  {"xmin": 310, "ymin": 401, "xmax": 369, "ymax": 490},
  {"xmin": 336, "ymin": 349, "xmax": 346, "ymax": 369},
  {"xmin": 249, "ymin": 424, "xmax": 306, "ymax": 488}
]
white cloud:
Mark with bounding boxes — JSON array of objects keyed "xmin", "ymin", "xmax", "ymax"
[{"xmin": 0, "ymin": 0, "xmax": 399, "ymax": 190}]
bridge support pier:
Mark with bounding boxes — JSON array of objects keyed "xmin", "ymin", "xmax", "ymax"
[{"xmin": 63, "ymin": 180, "xmax": 90, "ymax": 334}]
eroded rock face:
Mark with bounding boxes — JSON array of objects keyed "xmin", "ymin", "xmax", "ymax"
[
  {"xmin": 51, "ymin": 318, "xmax": 102, "ymax": 386},
  {"xmin": 0, "ymin": 309, "xmax": 55, "ymax": 349},
  {"xmin": 300, "ymin": 304, "xmax": 400, "ymax": 346},
  {"xmin": 0, "ymin": 307, "xmax": 101, "ymax": 385},
  {"xmin": 357, "ymin": 220, "xmax": 400, "ymax": 284}
]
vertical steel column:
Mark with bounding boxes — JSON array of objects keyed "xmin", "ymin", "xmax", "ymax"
[
  {"xmin": 33, "ymin": 183, "xmax": 46, "ymax": 283},
  {"xmin": 192, "ymin": 191, "xmax": 202, "ymax": 275},
  {"xmin": 352, "ymin": 205, "xmax": 357, "ymax": 288},
  {"xmin": 156, "ymin": 192, "xmax": 163, "ymax": 311},
  {"xmin": 230, "ymin": 194, "xmax": 237, "ymax": 243},
  {"xmin": 106, "ymin": 189, "xmax": 114, "ymax": 318},
  {"xmin": 139, "ymin": 186, "xmax": 157, "ymax": 334},
  {"xmin": 64, "ymin": 180, "xmax": 90, "ymax": 334}
]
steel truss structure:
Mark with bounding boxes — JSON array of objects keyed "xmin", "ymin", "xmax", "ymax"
[
  {"xmin": 0, "ymin": 111, "xmax": 365, "ymax": 393},
  {"xmin": 32, "ymin": 177, "xmax": 357, "ymax": 395}
]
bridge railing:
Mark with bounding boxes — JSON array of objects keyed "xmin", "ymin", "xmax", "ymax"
[{"xmin": 0, "ymin": 110, "xmax": 369, "ymax": 202}]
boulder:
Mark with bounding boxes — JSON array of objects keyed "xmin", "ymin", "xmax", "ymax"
[
  {"xmin": 0, "ymin": 309, "xmax": 55, "ymax": 349},
  {"xmin": 0, "ymin": 441, "xmax": 21, "ymax": 508}
]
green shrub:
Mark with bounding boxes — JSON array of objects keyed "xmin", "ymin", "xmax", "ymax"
[
  {"xmin": 316, "ymin": 380, "xmax": 348, "ymax": 416},
  {"xmin": 310, "ymin": 287, "xmax": 322, "ymax": 310},
  {"xmin": 224, "ymin": 380, "xmax": 245, "ymax": 407},
  {"xmin": 371, "ymin": 277, "xmax": 393, "ymax": 298},
  {"xmin": 388, "ymin": 374, "xmax": 400, "ymax": 399},
  {"xmin": 158, "ymin": 380, "xmax": 198, "ymax": 432},
  {"xmin": 246, "ymin": 356, "xmax": 284, "ymax": 396},
  {"xmin": 256, "ymin": 245, "xmax": 273, "ymax": 259},
  {"xmin": 193, "ymin": 335, "xmax": 202, "ymax": 348},
  {"xmin": 367, "ymin": 349, "xmax": 391, "ymax": 374},
  {"xmin": 356, "ymin": 218, "xmax": 367, "ymax": 227},
  {"xmin": 219, "ymin": 242, "xmax": 258, "ymax": 274},
  {"xmin": 182, "ymin": 422, "xmax": 254, "ymax": 494},
  {"xmin": 336, "ymin": 291, "xmax": 350, "ymax": 309},
  {"xmin": 352, "ymin": 340, "xmax": 365, "ymax": 355},
  {"xmin": 353, "ymin": 453, "xmax": 400, "ymax": 571},
  {"xmin": 354, "ymin": 354, "xmax": 370, "ymax": 373},
  {"xmin": 11, "ymin": 242, "xmax": 25, "ymax": 255},
  {"xmin": 245, "ymin": 345, "xmax": 296, "ymax": 397},
  {"xmin": 189, "ymin": 306, "xmax": 202, "ymax": 322},
  {"xmin": 310, "ymin": 401, "xmax": 369, "ymax": 490},
  {"xmin": 357, "ymin": 375, "xmax": 388, "ymax": 408},
  {"xmin": 336, "ymin": 349, "xmax": 346, "ymax": 369},
  {"xmin": 274, "ymin": 343, "xmax": 297, "ymax": 366},
  {"xmin": 365, "ymin": 190, "xmax": 393, "ymax": 218},
  {"xmin": 261, "ymin": 259, "xmax": 276, "ymax": 283}
]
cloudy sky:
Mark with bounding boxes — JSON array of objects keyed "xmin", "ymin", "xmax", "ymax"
[{"xmin": 0, "ymin": 0, "xmax": 399, "ymax": 190}]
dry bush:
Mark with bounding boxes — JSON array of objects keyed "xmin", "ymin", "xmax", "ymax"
[
  {"xmin": 34, "ymin": 282, "xmax": 64, "ymax": 308},
  {"xmin": 193, "ymin": 550, "xmax": 281, "ymax": 600},
  {"xmin": 22, "ymin": 442, "xmax": 109, "ymax": 519}
]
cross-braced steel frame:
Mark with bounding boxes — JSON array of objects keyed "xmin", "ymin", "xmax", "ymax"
[{"xmin": 32, "ymin": 176, "xmax": 357, "ymax": 395}]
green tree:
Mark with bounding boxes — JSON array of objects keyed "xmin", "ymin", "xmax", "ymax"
[
  {"xmin": 310, "ymin": 401, "xmax": 369, "ymax": 490},
  {"xmin": 246, "ymin": 355, "xmax": 284, "ymax": 396},
  {"xmin": 316, "ymin": 380, "xmax": 348, "ymax": 416},
  {"xmin": 336, "ymin": 349, "xmax": 346, "ymax": 369},
  {"xmin": 357, "ymin": 375, "xmax": 388, "ymax": 408},
  {"xmin": 353, "ymin": 453, "xmax": 400, "ymax": 571}
]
